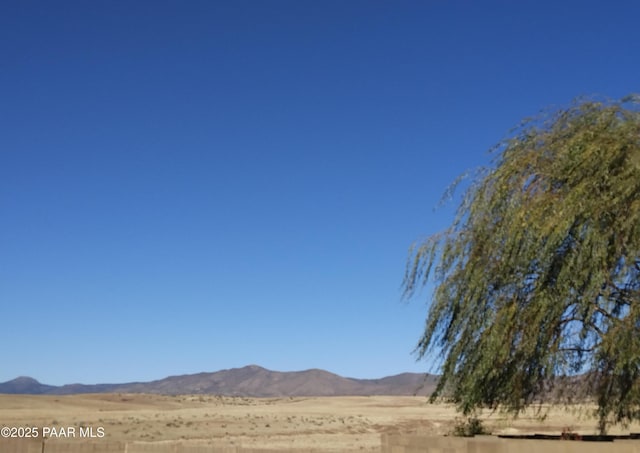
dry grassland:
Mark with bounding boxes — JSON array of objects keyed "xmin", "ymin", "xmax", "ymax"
[{"xmin": 1, "ymin": 394, "xmax": 639, "ymax": 451}]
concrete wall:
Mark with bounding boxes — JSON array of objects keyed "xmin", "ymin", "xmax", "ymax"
[
  {"xmin": 381, "ymin": 434, "xmax": 640, "ymax": 453},
  {"xmin": 2, "ymin": 435, "xmax": 639, "ymax": 453},
  {"xmin": 125, "ymin": 443, "xmax": 321, "ymax": 453},
  {"xmin": 0, "ymin": 439, "xmax": 323, "ymax": 453},
  {"xmin": 0, "ymin": 438, "xmax": 43, "ymax": 453},
  {"xmin": 44, "ymin": 441, "xmax": 125, "ymax": 453}
]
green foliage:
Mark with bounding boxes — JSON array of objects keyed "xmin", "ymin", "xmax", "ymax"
[
  {"xmin": 451, "ymin": 416, "xmax": 490, "ymax": 437},
  {"xmin": 404, "ymin": 95, "xmax": 640, "ymax": 434}
]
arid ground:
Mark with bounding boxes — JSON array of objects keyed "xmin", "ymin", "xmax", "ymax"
[{"xmin": 2, "ymin": 394, "xmax": 639, "ymax": 451}]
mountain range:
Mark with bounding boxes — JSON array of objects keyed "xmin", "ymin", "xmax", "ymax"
[{"xmin": 0, "ymin": 365, "xmax": 437, "ymax": 397}]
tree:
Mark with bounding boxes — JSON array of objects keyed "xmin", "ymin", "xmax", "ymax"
[{"xmin": 404, "ymin": 95, "xmax": 640, "ymax": 434}]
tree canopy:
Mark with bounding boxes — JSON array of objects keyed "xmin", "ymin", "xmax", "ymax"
[{"xmin": 404, "ymin": 95, "xmax": 640, "ymax": 433}]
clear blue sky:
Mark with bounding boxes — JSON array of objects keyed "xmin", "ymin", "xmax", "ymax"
[{"xmin": 1, "ymin": 1, "xmax": 638, "ymax": 386}]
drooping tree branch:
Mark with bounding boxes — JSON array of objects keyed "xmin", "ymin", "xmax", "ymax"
[{"xmin": 405, "ymin": 95, "xmax": 640, "ymax": 433}]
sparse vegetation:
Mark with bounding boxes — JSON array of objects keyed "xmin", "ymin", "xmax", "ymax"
[
  {"xmin": 3, "ymin": 393, "xmax": 640, "ymax": 450},
  {"xmin": 451, "ymin": 417, "xmax": 490, "ymax": 437}
]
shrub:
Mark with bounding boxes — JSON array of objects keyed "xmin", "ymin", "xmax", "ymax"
[{"xmin": 451, "ymin": 417, "xmax": 490, "ymax": 437}]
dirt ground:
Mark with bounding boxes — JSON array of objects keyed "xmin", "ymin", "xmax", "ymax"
[{"xmin": 2, "ymin": 394, "xmax": 639, "ymax": 451}]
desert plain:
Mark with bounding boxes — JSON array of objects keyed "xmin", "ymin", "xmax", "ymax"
[{"xmin": 2, "ymin": 393, "xmax": 640, "ymax": 451}]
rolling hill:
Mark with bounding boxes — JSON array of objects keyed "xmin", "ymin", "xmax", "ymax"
[{"xmin": 0, "ymin": 365, "xmax": 437, "ymax": 397}]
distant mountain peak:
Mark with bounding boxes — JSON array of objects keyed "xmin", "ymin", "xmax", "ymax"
[
  {"xmin": 242, "ymin": 364, "xmax": 266, "ymax": 371},
  {"xmin": 0, "ymin": 376, "xmax": 54, "ymax": 395},
  {"xmin": 10, "ymin": 376, "xmax": 41, "ymax": 384}
]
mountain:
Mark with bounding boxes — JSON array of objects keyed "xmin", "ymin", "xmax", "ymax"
[
  {"xmin": 0, "ymin": 376, "xmax": 56, "ymax": 394},
  {"xmin": 0, "ymin": 365, "xmax": 438, "ymax": 397}
]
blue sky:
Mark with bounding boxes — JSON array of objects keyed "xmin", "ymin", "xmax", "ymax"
[{"xmin": 1, "ymin": 1, "xmax": 638, "ymax": 386}]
